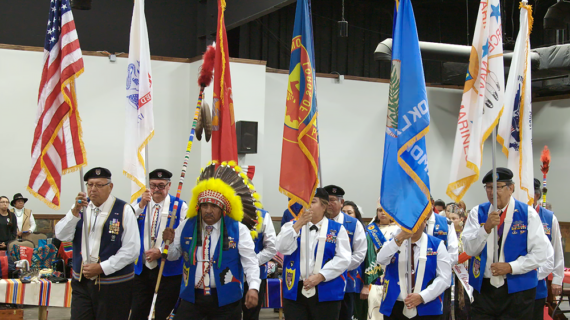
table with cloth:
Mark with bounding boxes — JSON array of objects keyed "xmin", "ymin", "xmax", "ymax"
[{"xmin": 0, "ymin": 279, "xmax": 72, "ymax": 319}]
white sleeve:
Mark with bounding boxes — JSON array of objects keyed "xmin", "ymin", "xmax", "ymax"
[
  {"xmin": 131, "ymin": 199, "xmax": 144, "ymax": 217},
  {"xmin": 238, "ymin": 223, "xmax": 261, "ymax": 291},
  {"xmin": 257, "ymin": 212, "xmax": 277, "ymax": 266},
  {"xmin": 54, "ymin": 207, "xmax": 81, "ymax": 242},
  {"xmin": 419, "ymin": 242, "xmax": 452, "ymax": 303},
  {"xmin": 99, "ymin": 204, "xmax": 141, "ymax": 276},
  {"xmin": 320, "ymin": 225, "xmax": 351, "ymax": 281},
  {"xmin": 446, "ymin": 224, "xmax": 459, "ymax": 265},
  {"xmin": 462, "ymin": 206, "xmax": 491, "ymax": 257},
  {"xmin": 509, "ymin": 207, "xmax": 550, "ymax": 275},
  {"xmin": 276, "ymin": 222, "xmax": 299, "ymax": 255},
  {"xmin": 376, "ymin": 238, "xmax": 403, "ymax": 266},
  {"xmin": 167, "ymin": 219, "xmax": 186, "ymax": 261},
  {"xmin": 180, "ymin": 202, "xmax": 189, "ymax": 221},
  {"xmin": 538, "ymin": 232, "xmax": 555, "ymax": 280},
  {"xmin": 551, "ymin": 215, "xmax": 565, "ymax": 286},
  {"xmin": 348, "ymin": 222, "xmax": 367, "ymax": 271},
  {"xmin": 29, "ymin": 213, "xmax": 37, "ymax": 233}
]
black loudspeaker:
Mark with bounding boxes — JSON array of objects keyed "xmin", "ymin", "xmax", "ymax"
[{"xmin": 236, "ymin": 121, "xmax": 258, "ymax": 154}]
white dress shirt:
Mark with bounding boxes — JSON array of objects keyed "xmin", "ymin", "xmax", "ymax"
[
  {"xmin": 379, "ymin": 223, "xmax": 400, "ymax": 241},
  {"xmin": 14, "ymin": 208, "xmax": 36, "ymax": 233},
  {"xmin": 55, "ymin": 195, "xmax": 141, "ymax": 276},
  {"xmin": 427, "ymin": 213, "xmax": 459, "ymax": 265},
  {"xmin": 535, "ymin": 205, "xmax": 564, "ymax": 285},
  {"xmin": 167, "ymin": 218, "xmax": 261, "ymax": 291},
  {"xmin": 276, "ymin": 217, "xmax": 351, "ymax": 281},
  {"xmin": 377, "ymin": 229, "xmax": 451, "ymax": 304},
  {"xmin": 257, "ymin": 211, "xmax": 277, "ymax": 266},
  {"xmin": 132, "ymin": 195, "xmax": 188, "ymax": 269},
  {"xmin": 333, "ymin": 212, "xmax": 367, "ymax": 271},
  {"xmin": 462, "ymin": 197, "xmax": 550, "ymax": 279}
]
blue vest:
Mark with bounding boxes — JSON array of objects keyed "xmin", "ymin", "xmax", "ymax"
[
  {"xmin": 283, "ymin": 219, "xmax": 346, "ymax": 302},
  {"xmin": 536, "ymin": 206, "xmax": 554, "ymax": 300},
  {"xmin": 366, "ymin": 223, "xmax": 387, "ymax": 252},
  {"xmin": 179, "ymin": 216, "xmax": 244, "ymax": 307},
  {"xmin": 253, "ymin": 209, "xmax": 268, "ymax": 280},
  {"xmin": 431, "ymin": 214, "xmax": 449, "ymax": 247},
  {"xmin": 380, "ymin": 235, "xmax": 444, "ymax": 317},
  {"xmin": 134, "ymin": 195, "xmax": 184, "ymax": 277},
  {"xmin": 72, "ymin": 198, "xmax": 135, "ymax": 284},
  {"xmin": 468, "ymin": 200, "xmax": 538, "ymax": 294},
  {"xmin": 341, "ymin": 213, "xmax": 363, "ymax": 294}
]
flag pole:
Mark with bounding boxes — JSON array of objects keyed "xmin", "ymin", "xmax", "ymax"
[
  {"xmin": 491, "ymin": 127, "xmax": 499, "ymax": 264},
  {"xmin": 79, "ymin": 167, "xmax": 89, "ymax": 281}
]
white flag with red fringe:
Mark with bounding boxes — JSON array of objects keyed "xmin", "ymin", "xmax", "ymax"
[{"xmin": 123, "ymin": 0, "xmax": 154, "ymax": 202}]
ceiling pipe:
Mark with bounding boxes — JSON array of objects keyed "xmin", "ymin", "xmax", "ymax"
[{"xmin": 374, "ymin": 38, "xmax": 540, "ymax": 69}]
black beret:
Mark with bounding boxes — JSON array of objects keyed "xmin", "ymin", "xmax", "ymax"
[
  {"xmin": 314, "ymin": 188, "xmax": 329, "ymax": 202},
  {"xmin": 534, "ymin": 178, "xmax": 541, "ymax": 190},
  {"xmin": 323, "ymin": 185, "xmax": 345, "ymax": 197},
  {"xmin": 83, "ymin": 167, "xmax": 112, "ymax": 181},
  {"xmin": 481, "ymin": 167, "xmax": 513, "ymax": 184},
  {"xmin": 149, "ymin": 169, "xmax": 172, "ymax": 180}
]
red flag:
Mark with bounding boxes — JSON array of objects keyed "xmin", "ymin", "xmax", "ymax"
[
  {"xmin": 211, "ymin": 0, "xmax": 238, "ymax": 163},
  {"xmin": 28, "ymin": 0, "xmax": 86, "ymax": 209}
]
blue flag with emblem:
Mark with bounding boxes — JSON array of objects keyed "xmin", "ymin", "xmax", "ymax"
[{"xmin": 380, "ymin": 0, "xmax": 431, "ymax": 233}]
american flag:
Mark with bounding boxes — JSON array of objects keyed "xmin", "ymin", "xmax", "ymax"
[{"xmin": 28, "ymin": 0, "xmax": 86, "ymax": 209}]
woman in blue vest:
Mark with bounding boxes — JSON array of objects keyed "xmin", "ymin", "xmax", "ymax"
[
  {"xmin": 276, "ymin": 188, "xmax": 351, "ymax": 320},
  {"xmin": 162, "ymin": 162, "xmax": 264, "ymax": 320},
  {"xmin": 377, "ymin": 215, "xmax": 451, "ymax": 320},
  {"xmin": 462, "ymin": 168, "xmax": 551, "ymax": 320},
  {"xmin": 533, "ymin": 178, "xmax": 562, "ymax": 320}
]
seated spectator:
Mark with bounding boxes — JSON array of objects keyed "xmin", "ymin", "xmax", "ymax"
[
  {"xmin": 0, "ymin": 196, "xmax": 17, "ymax": 250},
  {"xmin": 10, "ymin": 193, "xmax": 36, "ymax": 239}
]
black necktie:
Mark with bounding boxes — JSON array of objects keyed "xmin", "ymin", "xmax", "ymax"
[
  {"xmin": 310, "ymin": 225, "xmax": 319, "ymax": 232},
  {"xmin": 411, "ymin": 243, "xmax": 416, "ymax": 288}
]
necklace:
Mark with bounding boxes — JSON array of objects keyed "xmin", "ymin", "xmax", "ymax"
[{"xmin": 14, "ymin": 209, "xmax": 23, "ymax": 218}]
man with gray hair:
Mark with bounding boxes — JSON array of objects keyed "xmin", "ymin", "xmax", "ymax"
[{"xmin": 55, "ymin": 167, "xmax": 140, "ymax": 320}]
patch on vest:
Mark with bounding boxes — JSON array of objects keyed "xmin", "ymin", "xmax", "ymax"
[
  {"xmin": 473, "ymin": 256, "xmax": 481, "ymax": 278},
  {"xmin": 183, "ymin": 251, "xmax": 190, "ymax": 262},
  {"xmin": 138, "ymin": 212, "xmax": 145, "ymax": 220},
  {"xmin": 511, "ymin": 220, "xmax": 527, "ymax": 234},
  {"xmin": 426, "ymin": 248, "xmax": 437, "ymax": 256},
  {"xmin": 228, "ymin": 237, "xmax": 237, "ymax": 249},
  {"xmin": 326, "ymin": 229, "xmax": 338, "ymax": 243},
  {"xmin": 109, "ymin": 219, "xmax": 120, "ymax": 235},
  {"xmin": 382, "ymin": 279, "xmax": 389, "ymax": 301},
  {"xmin": 183, "ymin": 265, "xmax": 189, "ymax": 286},
  {"xmin": 285, "ymin": 267, "xmax": 295, "ymax": 291},
  {"xmin": 220, "ymin": 267, "xmax": 241, "ymax": 286},
  {"xmin": 543, "ymin": 223, "xmax": 551, "ymax": 235}
]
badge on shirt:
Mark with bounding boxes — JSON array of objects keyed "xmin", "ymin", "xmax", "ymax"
[
  {"xmin": 511, "ymin": 220, "xmax": 527, "ymax": 235},
  {"xmin": 543, "ymin": 223, "xmax": 551, "ymax": 235},
  {"xmin": 109, "ymin": 219, "xmax": 120, "ymax": 235},
  {"xmin": 473, "ymin": 256, "xmax": 481, "ymax": 278},
  {"xmin": 326, "ymin": 229, "xmax": 337, "ymax": 244},
  {"xmin": 285, "ymin": 267, "xmax": 296, "ymax": 291},
  {"xmin": 228, "ymin": 237, "xmax": 237, "ymax": 249},
  {"xmin": 426, "ymin": 248, "xmax": 437, "ymax": 256},
  {"xmin": 138, "ymin": 213, "xmax": 146, "ymax": 221}
]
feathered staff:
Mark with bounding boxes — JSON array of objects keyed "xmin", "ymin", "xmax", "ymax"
[
  {"xmin": 540, "ymin": 145, "xmax": 550, "ymax": 208},
  {"xmin": 150, "ymin": 46, "xmax": 216, "ymax": 320}
]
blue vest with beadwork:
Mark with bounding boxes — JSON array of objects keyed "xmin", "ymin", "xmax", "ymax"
[
  {"xmin": 536, "ymin": 206, "xmax": 554, "ymax": 300},
  {"xmin": 134, "ymin": 194, "xmax": 184, "ymax": 277},
  {"xmin": 431, "ymin": 214, "xmax": 449, "ymax": 247},
  {"xmin": 468, "ymin": 200, "xmax": 538, "ymax": 294},
  {"xmin": 283, "ymin": 219, "xmax": 346, "ymax": 302},
  {"xmin": 380, "ymin": 235, "xmax": 444, "ymax": 317},
  {"xmin": 340, "ymin": 213, "xmax": 363, "ymax": 294},
  {"xmin": 254, "ymin": 209, "xmax": 268, "ymax": 280},
  {"xmin": 179, "ymin": 215, "xmax": 244, "ymax": 307},
  {"xmin": 72, "ymin": 198, "xmax": 135, "ymax": 284}
]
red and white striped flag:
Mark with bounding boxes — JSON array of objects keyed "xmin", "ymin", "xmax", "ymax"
[{"xmin": 28, "ymin": 0, "xmax": 86, "ymax": 209}]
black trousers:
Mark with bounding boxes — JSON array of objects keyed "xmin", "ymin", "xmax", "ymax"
[
  {"xmin": 129, "ymin": 265, "xmax": 182, "ymax": 320},
  {"xmin": 173, "ymin": 289, "xmax": 242, "ymax": 320},
  {"xmin": 385, "ymin": 301, "xmax": 442, "ymax": 320},
  {"xmin": 442, "ymin": 287, "xmax": 451, "ymax": 320},
  {"xmin": 283, "ymin": 281, "xmax": 342, "ymax": 320},
  {"xmin": 471, "ymin": 278, "xmax": 536, "ymax": 320},
  {"xmin": 339, "ymin": 292, "xmax": 356, "ymax": 320},
  {"xmin": 241, "ymin": 279, "xmax": 266, "ymax": 320},
  {"xmin": 71, "ymin": 278, "xmax": 133, "ymax": 320},
  {"xmin": 533, "ymin": 298, "xmax": 546, "ymax": 320}
]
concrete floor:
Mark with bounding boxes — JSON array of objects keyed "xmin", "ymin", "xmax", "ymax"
[{"xmin": 20, "ymin": 306, "xmax": 282, "ymax": 320}]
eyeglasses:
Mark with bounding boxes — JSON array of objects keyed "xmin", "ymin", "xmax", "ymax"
[
  {"xmin": 150, "ymin": 184, "xmax": 168, "ymax": 190},
  {"xmin": 86, "ymin": 182, "xmax": 111, "ymax": 189},
  {"xmin": 483, "ymin": 184, "xmax": 509, "ymax": 192},
  {"xmin": 0, "ymin": 201, "xmax": 8, "ymax": 204}
]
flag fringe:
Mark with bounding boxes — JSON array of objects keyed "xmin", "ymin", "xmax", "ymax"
[
  {"xmin": 27, "ymin": 186, "xmax": 59, "ymax": 210},
  {"xmin": 123, "ymin": 170, "xmax": 148, "ymax": 203}
]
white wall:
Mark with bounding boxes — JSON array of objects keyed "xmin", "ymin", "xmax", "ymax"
[{"xmin": 2, "ymin": 48, "xmax": 569, "ymax": 222}]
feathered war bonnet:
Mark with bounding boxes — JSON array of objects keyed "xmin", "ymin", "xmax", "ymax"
[{"xmin": 186, "ymin": 161, "xmax": 264, "ymax": 267}]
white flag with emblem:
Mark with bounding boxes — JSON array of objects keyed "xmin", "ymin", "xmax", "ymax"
[
  {"xmin": 497, "ymin": 2, "xmax": 534, "ymax": 205},
  {"xmin": 447, "ymin": 0, "xmax": 505, "ymax": 201},
  {"xmin": 123, "ymin": 0, "xmax": 154, "ymax": 202}
]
